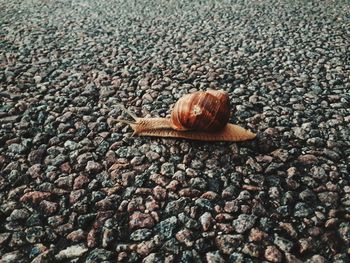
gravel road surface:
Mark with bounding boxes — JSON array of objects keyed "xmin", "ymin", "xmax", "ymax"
[{"xmin": 1, "ymin": 0, "xmax": 350, "ymax": 262}]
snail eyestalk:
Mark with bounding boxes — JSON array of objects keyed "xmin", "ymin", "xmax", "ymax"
[{"xmin": 116, "ymin": 104, "xmax": 138, "ymax": 121}]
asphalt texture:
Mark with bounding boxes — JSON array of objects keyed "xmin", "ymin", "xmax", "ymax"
[{"xmin": 1, "ymin": 0, "xmax": 350, "ymax": 262}]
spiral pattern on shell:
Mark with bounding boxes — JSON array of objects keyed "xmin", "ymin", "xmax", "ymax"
[{"xmin": 170, "ymin": 90, "xmax": 230, "ymax": 132}]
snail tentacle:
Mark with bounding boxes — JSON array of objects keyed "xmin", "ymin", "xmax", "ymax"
[{"xmin": 116, "ymin": 104, "xmax": 138, "ymax": 121}]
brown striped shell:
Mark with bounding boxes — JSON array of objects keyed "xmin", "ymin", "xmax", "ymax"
[{"xmin": 170, "ymin": 90, "xmax": 230, "ymax": 132}]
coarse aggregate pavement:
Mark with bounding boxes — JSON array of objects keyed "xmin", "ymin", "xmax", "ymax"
[{"xmin": 1, "ymin": 0, "xmax": 350, "ymax": 262}]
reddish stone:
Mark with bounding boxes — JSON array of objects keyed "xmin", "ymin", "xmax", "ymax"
[
  {"xmin": 249, "ymin": 228, "xmax": 268, "ymax": 242},
  {"xmin": 152, "ymin": 186, "xmax": 167, "ymax": 200},
  {"xmin": 40, "ymin": 200, "xmax": 59, "ymax": 215},
  {"xmin": 73, "ymin": 175, "xmax": 90, "ymax": 189},
  {"xmin": 265, "ymin": 246, "xmax": 282, "ymax": 263},
  {"xmin": 87, "ymin": 228, "xmax": 97, "ymax": 248},
  {"xmin": 20, "ymin": 191, "xmax": 51, "ymax": 203},
  {"xmin": 298, "ymin": 154, "xmax": 318, "ymax": 165},
  {"xmin": 178, "ymin": 188, "xmax": 201, "ymax": 198},
  {"xmin": 201, "ymin": 191, "xmax": 219, "ymax": 200},
  {"xmin": 69, "ymin": 189, "xmax": 86, "ymax": 204},
  {"xmin": 60, "ymin": 162, "xmax": 72, "ymax": 173},
  {"xmin": 129, "ymin": 212, "xmax": 155, "ymax": 229},
  {"xmin": 66, "ymin": 229, "xmax": 86, "ymax": 242}
]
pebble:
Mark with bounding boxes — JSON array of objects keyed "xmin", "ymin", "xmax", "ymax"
[
  {"xmin": 0, "ymin": 251, "xmax": 26, "ymax": 263},
  {"xmin": 28, "ymin": 149, "xmax": 45, "ymax": 164},
  {"xmin": 25, "ymin": 226, "xmax": 45, "ymax": 243},
  {"xmin": 317, "ymin": 192, "xmax": 339, "ymax": 206},
  {"xmin": 40, "ymin": 200, "xmax": 59, "ymax": 215},
  {"xmin": 206, "ymin": 251, "xmax": 225, "ymax": 263},
  {"xmin": 7, "ymin": 208, "xmax": 30, "ymax": 221},
  {"xmin": 136, "ymin": 235, "xmax": 162, "ymax": 256},
  {"xmin": 31, "ymin": 249, "xmax": 54, "ymax": 263},
  {"xmin": 338, "ymin": 222, "xmax": 350, "ymax": 245},
  {"xmin": 242, "ymin": 243, "xmax": 260, "ymax": 258},
  {"xmin": 55, "ymin": 244, "xmax": 88, "ymax": 260},
  {"xmin": 165, "ymin": 197, "xmax": 189, "ymax": 215},
  {"xmin": 215, "ymin": 234, "xmax": 243, "ymax": 254},
  {"xmin": 224, "ymin": 200, "xmax": 239, "ymax": 213},
  {"xmin": 249, "ymin": 228, "xmax": 268, "ymax": 242},
  {"xmin": 86, "ymin": 248, "xmax": 114, "ymax": 262},
  {"xmin": 294, "ymin": 202, "xmax": 313, "ymax": 217},
  {"xmin": 20, "ymin": 191, "xmax": 51, "ymax": 203},
  {"xmin": 66, "ymin": 229, "xmax": 86, "ymax": 242},
  {"xmin": 299, "ymin": 237, "xmax": 313, "ymax": 254},
  {"xmin": 130, "ymin": 228, "xmax": 153, "ymax": 241},
  {"xmin": 308, "ymin": 255, "xmax": 326, "ymax": 263},
  {"xmin": 152, "ymin": 186, "xmax": 167, "ymax": 200},
  {"xmin": 129, "ymin": 212, "xmax": 155, "ymax": 229},
  {"xmin": 85, "ymin": 161, "xmax": 102, "ymax": 174},
  {"xmin": 175, "ymin": 229, "xmax": 194, "ymax": 247},
  {"xmin": 0, "ymin": 232, "xmax": 11, "ymax": 246},
  {"xmin": 232, "ymin": 214, "xmax": 257, "ymax": 233},
  {"xmin": 7, "ymin": 143, "xmax": 26, "ymax": 154},
  {"xmin": 155, "ymin": 216, "xmax": 177, "ymax": 239},
  {"xmin": 274, "ymin": 234, "xmax": 294, "ymax": 253},
  {"xmin": 160, "ymin": 162, "xmax": 175, "ymax": 176},
  {"xmin": 264, "ymin": 245, "xmax": 282, "ymax": 263},
  {"xmin": 73, "ymin": 175, "xmax": 90, "ymax": 189},
  {"xmin": 199, "ymin": 212, "xmax": 214, "ymax": 231},
  {"xmin": 297, "ymin": 154, "xmax": 318, "ymax": 165}
]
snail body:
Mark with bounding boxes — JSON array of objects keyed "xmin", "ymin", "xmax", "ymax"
[{"xmin": 119, "ymin": 90, "xmax": 256, "ymax": 142}]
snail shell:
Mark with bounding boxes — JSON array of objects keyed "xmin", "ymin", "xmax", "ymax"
[{"xmin": 170, "ymin": 90, "xmax": 230, "ymax": 132}]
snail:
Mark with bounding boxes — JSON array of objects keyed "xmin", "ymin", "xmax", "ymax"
[{"xmin": 118, "ymin": 90, "xmax": 256, "ymax": 142}]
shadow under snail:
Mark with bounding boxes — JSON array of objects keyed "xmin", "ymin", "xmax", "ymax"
[{"xmin": 118, "ymin": 90, "xmax": 256, "ymax": 142}]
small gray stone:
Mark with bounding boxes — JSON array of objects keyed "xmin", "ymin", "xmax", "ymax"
[
  {"xmin": 86, "ymin": 248, "xmax": 114, "ymax": 262},
  {"xmin": 190, "ymin": 177, "xmax": 207, "ymax": 190},
  {"xmin": 130, "ymin": 228, "xmax": 153, "ymax": 241},
  {"xmin": 0, "ymin": 250, "xmax": 26, "ymax": 263},
  {"xmin": 8, "ymin": 144, "xmax": 26, "ymax": 154},
  {"xmin": 55, "ymin": 244, "xmax": 88, "ymax": 260},
  {"xmin": 7, "ymin": 208, "xmax": 30, "ymax": 221},
  {"xmin": 308, "ymin": 255, "xmax": 326, "ymax": 263},
  {"xmin": 64, "ymin": 140, "xmax": 79, "ymax": 151},
  {"xmin": 160, "ymin": 162, "xmax": 175, "ymax": 176},
  {"xmin": 100, "ymin": 86, "xmax": 115, "ymax": 97},
  {"xmin": 28, "ymin": 149, "xmax": 45, "ymax": 164},
  {"xmin": 317, "ymin": 192, "xmax": 339, "ymax": 206},
  {"xmin": 274, "ymin": 234, "xmax": 294, "ymax": 252},
  {"xmin": 155, "ymin": 216, "xmax": 177, "ymax": 239},
  {"xmin": 294, "ymin": 202, "xmax": 313, "ymax": 217},
  {"xmin": 323, "ymin": 149, "xmax": 341, "ymax": 161},
  {"xmin": 86, "ymin": 161, "xmax": 102, "ymax": 174},
  {"xmin": 195, "ymin": 198, "xmax": 213, "ymax": 211},
  {"xmin": 215, "ymin": 234, "xmax": 243, "ymax": 254},
  {"xmin": 25, "ymin": 226, "xmax": 45, "ymax": 243},
  {"xmin": 338, "ymin": 222, "xmax": 350, "ymax": 245},
  {"xmin": 165, "ymin": 197, "xmax": 189, "ymax": 215},
  {"xmin": 229, "ymin": 253, "xmax": 244, "ymax": 263},
  {"xmin": 142, "ymin": 253, "xmax": 161, "ymax": 263},
  {"xmin": 206, "ymin": 251, "xmax": 225, "ymax": 263},
  {"xmin": 232, "ymin": 214, "xmax": 257, "ymax": 233}
]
